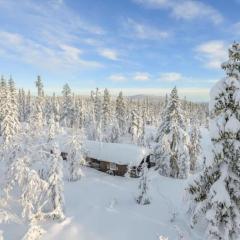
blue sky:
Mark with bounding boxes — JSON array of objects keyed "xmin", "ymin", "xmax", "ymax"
[{"xmin": 0, "ymin": 0, "xmax": 239, "ymax": 100}]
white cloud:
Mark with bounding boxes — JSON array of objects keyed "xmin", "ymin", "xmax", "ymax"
[
  {"xmin": 171, "ymin": 1, "xmax": 222, "ymax": 24},
  {"xmin": 195, "ymin": 40, "xmax": 228, "ymax": 69},
  {"xmin": 0, "ymin": 0, "xmax": 108, "ymax": 71},
  {"xmin": 125, "ymin": 18, "xmax": 169, "ymax": 40},
  {"xmin": 98, "ymin": 48, "xmax": 119, "ymax": 61},
  {"xmin": 159, "ymin": 72, "xmax": 183, "ymax": 82},
  {"xmin": 0, "ymin": 31, "xmax": 102, "ymax": 70},
  {"xmin": 109, "ymin": 74, "xmax": 127, "ymax": 82},
  {"xmin": 133, "ymin": 72, "xmax": 150, "ymax": 81},
  {"xmin": 133, "ymin": 0, "xmax": 223, "ymax": 24}
]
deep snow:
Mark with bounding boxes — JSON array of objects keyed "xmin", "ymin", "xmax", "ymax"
[{"xmin": 0, "ymin": 128, "xmax": 211, "ymax": 240}]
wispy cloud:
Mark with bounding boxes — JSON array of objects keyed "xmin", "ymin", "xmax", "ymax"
[
  {"xmin": 195, "ymin": 40, "xmax": 228, "ymax": 69},
  {"xmin": 133, "ymin": 72, "xmax": 150, "ymax": 81},
  {"xmin": 159, "ymin": 72, "xmax": 183, "ymax": 82},
  {"xmin": 124, "ymin": 18, "xmax": 170, "ymax": 40},
  {"xmin": 0, "ymin": 31, "xmax": 102, "ymax": 70},
  {"xmin": 98, "ymin": 48, "xmax": 119, "ymax": 61},
  {"xmin": 109, "ymin": 72, "xmax": 151, "ymax": 82},
  {"xmin": 0, "ymin": 0, "xmax": 105, "ymax": 71},
  {"xmin": 133, "ymin": 0, "xmax": 223, "ymax": 24},
  {"xmin": 109, "ymin": 74, "xmax": 127, "ymax": 82}
]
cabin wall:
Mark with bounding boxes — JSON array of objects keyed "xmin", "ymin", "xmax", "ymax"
[
  {"xmin": 100, "ymin": 161, "xmax": 128, "ymax": 176},
  {"xmin": 87, "ymin": 158, "xmax": 128, "ymax": 176}
]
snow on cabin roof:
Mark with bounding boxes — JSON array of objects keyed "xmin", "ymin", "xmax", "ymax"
[{"xmin": 84, "ymin": 141, "xmax": 149, "ymax": 166}]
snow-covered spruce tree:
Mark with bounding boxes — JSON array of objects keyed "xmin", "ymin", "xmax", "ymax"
[
  {"xmin": 48, "ymin": 113, "xmax": 56, "ymax": 141},
  {"xmin": 30, "ymin": 77, "xmax": 44, "ymax": 133},
  {"xmin": 36, "ymin": 76, "xmax": 44, "ymax": 98},
  {"xmin": 102, "ymin": 88, "xmax": 111, "ymax": 131},
  {"xmin": 18, "ymin": 88, "xmax": 26, "ymax": 122},
  {"xmin": 25, "ymin": 90, "xmax": 31, "ymax": 123},
  {"xmin": 8, "ymin": 77, "xmax": 20, "ymax": 133},
  {"xmin": 61, "ymin": 83, "xmax": 74, "ymax": 128},
  {"xmin": 138, "ymin": 109, "xmax": 146, "ymax": 146},
  {"xmin": 108, "ymin": 118, "xmax": 120, "ymax": 143},
  {"xmin": 0, "ymin": 145, "xmax": 48, "ymax": 236},
  {"xmin": 1, "ymin": 148, "xmax": 49, "ymax": 224},
  {"xmin": 68, "ymin": 131, "xmax": 86, "ymax": 181},
  {"xmin": 102, "ymin": 88, "xmax": 114, "ymax": 142},
  {"xmin": 30, "ymin": 97, "xmax": 44, "ymax": 134},
  {"xmin": 136, "ymin": 160, "xmax": 151, "ymax": 205},
  {"xmin": 21, "ymin": 168, "xmax": 49, "ymax": 221},
  {"xmin": 47, "ymin": 142, "xmax": 65, "ymax": 220},
  {"xmin": 51, "ymin": 93, "xmax": 60, "ymax": 130},
  {"xmin": 154, "ymin": 87, "xmax": 190, "ymax": 179},
  {"xmin": 0, "ymin": 76, "xmax": 7, "ymax": 130},
  {"xmin": 115, "ymin": 91, "xmax": 126, "ymax": 135},
  {"xmin": 44, "ymin": 97, "xmax": 53, "ymax": 124},
  {"xmin": 1, "ymin": 80, "xmax": 19, "ymax": 146},
  {"xmin": 189, "ymin": 123, "xmax": 201, "ymax": 172},
  {"xmin": 22, "ymin": 224, "xmax": 46, "ymax": 240},
  {"xmin": 130, "ymin": 109, "xmax": 141, "ymax": 144},
  {"xmin": 73, "ymin": 97, "xmax": 84, "ymax": 130},
  {"xmin": 187, "ymin": 42, "xmax": 240, "ymax": 240},
  {"xmin": 91, "ymin": 88, "xmax": 102, "ymax": 141}
]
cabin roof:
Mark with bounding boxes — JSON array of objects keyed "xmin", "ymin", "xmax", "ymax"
[{"xmin": 84, "ymin": 141, "xmax": 149, "ymax": 166}]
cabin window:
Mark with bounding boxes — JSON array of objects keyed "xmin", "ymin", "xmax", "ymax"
[{"xmin": 109, "ymin": 162, "xmax": 118, "ymax": 170}]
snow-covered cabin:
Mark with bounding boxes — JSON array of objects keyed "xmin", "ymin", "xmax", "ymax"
[
  {"xmin": 84, "ymin": 141, "xmax": 150, "ymax": 177},
  {"xmin": 56, "ymin": 132, "xmax": 152, "ymax": 177}
]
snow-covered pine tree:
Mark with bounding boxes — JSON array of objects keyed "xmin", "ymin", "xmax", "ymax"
[
  {"xmin": 102, "ymin": 88, "xmax": 112, "ymax": 134},
  {"xmin": 44, "ymin": 97, "xmax": 53, "ymax": 124},
  {"xmin": 1, "ymin": 79, "xmax": 19, "ymax": 146},
  {"xmin": 154, "ymin": 87, "xmax": 190, "ymax": 179},
  {"xmin": 36, "ymin": 76, "xmax": 44, "ymax": 98},
  {"xmin": 92, "ymin": 88, "xmax": 102, "ymax": 140},
  {"xmin": 8, "ymin": 77, "xmax": 20, "ymax": 134},
  {"xmin": 21, "ymin": 168, "xmax": 49, "ymax": 221},
  {"xmin": 1, "ymin": 145, "xmax": 49, "ymax": 223},
  {"xmin": 187, "ymin": 42, "xmax": 240, "ymax": 240},
  {"xmin": 108, "ymin": 118, "xmax": 120, "ymax": 143},
  {"xmin": 30, "ymin": 77, "xmax": 44, "ymax": 133},
  {"xmin": 73, "ymin": 97, "xmax": 84, "ymax": 130},
  {"xmin": 51, "ymin": 93, "xmax": 60, "ymax": 131},
  {"xmin": 22, "ymin": 223, "xmax": 46, "ymax": 240},
  {"xmin": 48, "ymin": 113, "xmax": 56, "ymax": 142},
  {"xmin": 61, "ymin": 83, "xmax": 74, "ymax": 128},
  {"xmin": 18, "ymin": 88, "xmax": 26, "ymax": 122},
  {"xmin": 115, "ymin": 91, "xmax": 126, "ymax": 135},
  {"xmin": 189, "ymin": 123, "xmax": 201, "ymax": 172},
  {"xmin": 0, "ymin": 76, "xmax": 7, "ymax": 132},
  {"xmin": 138, "ymin": 108, "xmax": 146, "ymax": 146},
  {"xmin": 130, "ymin": 109, "xmax": 142, "ymax": 144},
  {"xmin": 18, "ymin": 89, "xmax": 23, "ymax": 121},
  {"xmin": 30, "ymin": 98, "xmax": 44, "ymax": 134},
  {"xmin": 47, "ymin": 142, "xmax": 65, "ymax": 220},
  {"xmin": 25, "ymin": 90, "xmax": 31, "ymax": 123},
  {"xmin": 136, "ymin": 160, "xmax": 151, "ymax": 205},
  {"xmin": 68, "ymin": 131, "xmax": 86, "ymax": 181}
]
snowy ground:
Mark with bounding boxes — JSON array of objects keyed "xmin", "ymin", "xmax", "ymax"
[
  {"xmin": 43, "ymin": 167, "xmax": 208, "ymax": 240},
  {"xmin": 0, "ymin": 128, "xmax": 211, "ymax": 240}
]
